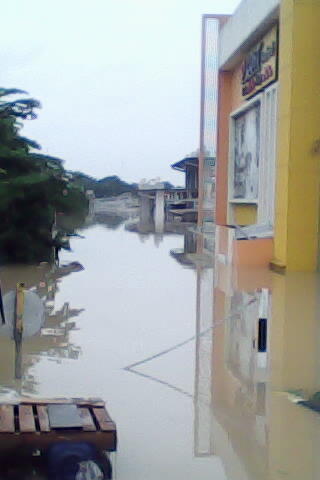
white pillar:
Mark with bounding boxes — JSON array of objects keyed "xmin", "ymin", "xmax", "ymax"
[
  {"xmin": 154, "ymin": 190, "xmax": 165, "ymax": 233},
  {"xmin": 140, "ymin": 194, "xmax": 152, "ymax": 225}
]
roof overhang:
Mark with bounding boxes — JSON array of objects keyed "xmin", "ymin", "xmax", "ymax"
[
  {"xmin": 171, "ymin": 157, "xmax": 199, "ymax": 172},
  {"xmin": 218, "ymin": 0, "xmax": 280, "ymax": 70}
]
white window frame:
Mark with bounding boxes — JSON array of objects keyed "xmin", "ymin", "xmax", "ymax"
[
  {"xmin": 228, "ymin": 93, "xmax": 264, "ymax": 223},
  {"xmin": 258, "ymin": 83, "xmax": 278, "ymax": 225},
  {"xmin": 227, "ymin": 83, "xmax": 278, "ymax": 226}
]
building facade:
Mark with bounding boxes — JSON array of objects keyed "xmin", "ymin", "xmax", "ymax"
[{"xmin": 201, "ymin": 0, "xmax": 320, "ymax": 271}]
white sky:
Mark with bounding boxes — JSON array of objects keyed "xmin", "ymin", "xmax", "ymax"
[{"xmin": 1, "ymin": 0, "xmax": 241, "ymax": 184}]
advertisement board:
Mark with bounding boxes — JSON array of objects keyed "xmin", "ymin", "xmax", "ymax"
[{"xmin": 242, "ymin": 26, "xmax": 278, "ymax": 100}]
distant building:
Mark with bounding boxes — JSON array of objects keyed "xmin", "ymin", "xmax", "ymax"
[
  {"xmin": 171, "ymin": 155, "xmax": 199, "ymax": 198},
  {"xmin": 168, "ymin": 154, "xmax": 200, "ymax": 223}
]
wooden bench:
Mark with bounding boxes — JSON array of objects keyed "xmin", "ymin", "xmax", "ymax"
[{"xmin": 0, "ymin": 398, "xmax": 117, "ymax": 455}]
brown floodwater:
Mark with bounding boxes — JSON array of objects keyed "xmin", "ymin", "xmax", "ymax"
[{"xmin": 0, "ymin": 216, "xmax": 319, "ymax": 479}]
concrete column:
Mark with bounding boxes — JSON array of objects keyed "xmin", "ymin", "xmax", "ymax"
[
  {"xmin": 139, "ymin": 194, "xmax": 152, "ymax": 225},
  {"xmin": 154, "ymin": 190, "xmax": 165, "ymax": 233},
  {"xmin": 272, "ymin": 0, "xmax": 320, "ymax": 271}
]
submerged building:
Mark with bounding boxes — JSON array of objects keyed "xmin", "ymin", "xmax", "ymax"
[{"xmin": 199, "ymin": 0, "xmax": 320, "ymax": 271}]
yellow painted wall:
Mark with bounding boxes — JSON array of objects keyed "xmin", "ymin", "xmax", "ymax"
[
  {"xmin": 268, "ymin": 272, "xmax": 320, "ymax": 478},
  {"xmin": 273, "ymin": 0, "xmax": 320, "ymax": 271},
  {"xmin": 233, "ymin": 204, "xmax": 257, "ymax": 225}
]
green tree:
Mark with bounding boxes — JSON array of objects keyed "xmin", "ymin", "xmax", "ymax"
[{"xmin": 0, "ymin": 88, "xmax": 88, "ymax": 263}]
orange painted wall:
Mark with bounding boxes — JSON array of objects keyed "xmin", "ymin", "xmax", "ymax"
[
  {"xmin": 231, "ymin": 62, "xmax": 245, "ymax": 111},
  {"xmin": 215, "ymin": 71, "xmax": 232, "ymax": 225},
  {"xmin": 233, "ymin": 238, "xmax": 274, "ymax": 268},
  {"xmin": 216, "ymin": 61, "xmax": 245, "ymax": 226}
]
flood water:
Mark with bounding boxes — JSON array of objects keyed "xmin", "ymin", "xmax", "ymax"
[{"xmin": 0, "ymin": 215, "xmax": 320, "ymax": 479}]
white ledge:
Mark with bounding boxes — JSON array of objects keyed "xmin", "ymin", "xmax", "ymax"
[{"xmin": 219, "ymin": 0, "xmax": 280, "ymax": 70}]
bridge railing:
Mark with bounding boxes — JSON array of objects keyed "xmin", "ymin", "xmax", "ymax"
[{"xmin": 165, "ymin": 189, "xmax": 198, "ymax": 201}]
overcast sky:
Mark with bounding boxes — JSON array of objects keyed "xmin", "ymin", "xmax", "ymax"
[{"xmin": 1, "ymin": 0, "xmax": 240, "ymax": 184}]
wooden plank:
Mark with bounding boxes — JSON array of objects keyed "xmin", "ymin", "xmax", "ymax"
[
  {"xmin": 75, "ymin": 399, "xmax": 105, "ymax": 407},
  {"xmin": 0, "ymin": 405, "xmax": 14, "ymax": 433},
  {"xmin": 18, "ymin": 397, "xmax": 104, "ymax": 407},
  {"xmin": 0, "ymin": 430, "xmax": 117, "ymax": 452},
  {"xmin": 94, "ymin": 407, "xmax": 113, "ymax": 423},
  {"xmin": 92, "ymin": 408, "xmax": 115, "ymax": 432},
  {"xmin": 19, "ymin": 405, "xmax": 36, "ymax": 432},
  {"xmin": 20, "ymin": 397, "xmax": 72, "ymax": 405},
  {"xmin": 37, "ymin": 406, "xmax": 50, "ymax": 432},
  {"xmin": 79, "ymin": 408, "xmax": 96, "ymax": 432}
]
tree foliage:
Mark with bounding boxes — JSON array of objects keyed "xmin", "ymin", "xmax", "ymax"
[
  {"xmin": 70, "ymin": 172, "xmax": 138, "ymax": 198},
  {"xmin": 0, "ymin": 88, "xmax": 88, "ymax": 263}
]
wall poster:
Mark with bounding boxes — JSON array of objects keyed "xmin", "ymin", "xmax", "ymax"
[
  {"xmin": 233, "ymin": 102, "xmax": 260, "ymax": 201},
  {"xmin": 242, "ymin": 25, "xmax": 278, "ymax": 100}
]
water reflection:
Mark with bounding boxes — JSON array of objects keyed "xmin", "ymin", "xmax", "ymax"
[
  {"xmin": 0, "ymin": 261, "xmax": 84, "ymax": 397},
  {"xmin": 211, "ymin": 243, "xmax": 270, "ymax": 479},
  {"xmin": 170, "ymin": 230, "xmax": 198, "ymax": 267},
  {"xmin": 210, "ymin": 227, "xmax": 320, "ymax": 480},
  {"xmin": 1, "ymin": 216, "xmax": 320, "ymax": 479},
  {"xmin": 94, "ymin": 213, "xmax": 127, "ymax": 230}
]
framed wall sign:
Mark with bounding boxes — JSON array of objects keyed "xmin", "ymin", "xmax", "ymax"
[{"xmin": 242, "ymin": 25, "xmax": 278, "ymax": 100}]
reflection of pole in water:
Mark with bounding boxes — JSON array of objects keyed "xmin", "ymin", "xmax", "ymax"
[
  {"xmin": 0, "ymin": 281, "xmax": 5, "ymax": 325},
  {"xmin": 14, "ymin": 338, "xmax": 22, "ymax": 381},
  {"xmin": 14, "ymin": 283, "xmax": 24, "ymax": 380},
  {"xmin": 154, "ymin": 234, "xmax": 163, "ymax": 248},
  {"xmin": 194, "ymin": 267, "xmax": 214, "ymax": 457}
]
